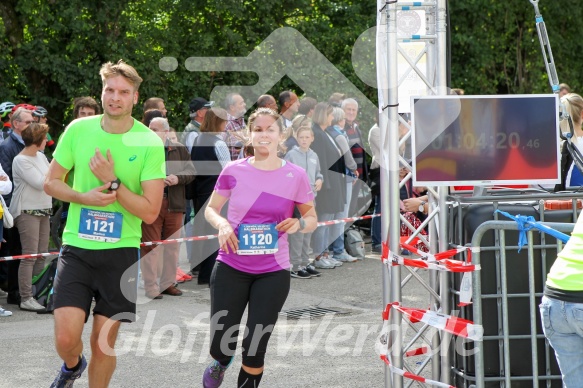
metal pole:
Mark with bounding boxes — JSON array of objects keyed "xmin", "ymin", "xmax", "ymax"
[
  {"xmin": 424, "ymin": 4, "xmax": 443, "ymax": 382},
  {"xmin": 377, "ymin": 1, "xmax": 394, "ymax": 386},
  {"xmin": 527, "ymin": 231, "xmax": 540, "ymax": 387},
  {"xmin": 436, "ymin": 0, "xmax": 451, "ymax": 385},
  {"xmin": 425, "ymin": 2, "xmax": 441, "ymax": 380},
  {"xmin": 387, "ymin": 1, "xmax": 403, "ymax": 387},
  {"xmin": 389, "ymin": 9, "xmax": 405, "ymax": 388}
]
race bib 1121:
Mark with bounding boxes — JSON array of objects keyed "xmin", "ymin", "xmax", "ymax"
[{"xmin": 78, "ymin": 208, "xmax": 123, "ymax": 243}]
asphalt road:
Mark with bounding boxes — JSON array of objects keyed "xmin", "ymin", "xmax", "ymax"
[{"xmin": 0, "ymin": 243, "xmax": 435, "ymax": 388}]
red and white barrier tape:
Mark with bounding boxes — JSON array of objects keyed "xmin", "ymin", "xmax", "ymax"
[
  {"xmin": 315, "ymin": 213, "xmax": 379, "ymax": 226},
  {"xmin": 381, "ymin": 238, "xmax": 477, "ymax": 306},
  {"xmin": 380, "ymin": 355, "xmax": 455, "ymax": 388},
  {"xmin": 404, "ymin": 346, "xmax": 430, "ymax": 357},
  {"xmin": 376, "ymin": 312, "xmax": 455, "ymax": 388},
  {"xmin": 0, "ymin": 234, "xmax": 221, "ymax": 262},
  {"xmin": 140, "ymin": 234, "xmax": 218, "ymax": 247},
  {"xmin": 384, "ymin": 251, "xmax": 480, "ymax": 273},
  {"xmin": 384, "ymin": 303, "xmax": 483, "ymax": 342},
  {"xmin": 399, "ymin": 236, "xmax": 473, "ymax": 264},
  {"xmin": 0, "ymin": 251, "xmax": 60, "ymax": 262},
  {"xmin": 375, "ymin": 303, "xmax": 482, "ymax": 387},
  {"xmin": 0, "ymin": 213, "xmax": 382, "ymax": 261}
]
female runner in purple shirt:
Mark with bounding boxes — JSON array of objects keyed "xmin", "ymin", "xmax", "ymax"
[{"xmin": 202, "ymin": 108, "xmax": 317, "ymax": 388}]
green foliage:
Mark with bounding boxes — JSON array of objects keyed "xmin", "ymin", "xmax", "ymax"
[
  {"xmin": 0, "ymin": 0, "xmax": 378, "ymax": 135},
  {"xmin": 449, "ymin": 1, "xmax": 583, "ymax": 94},
  {"xmin": 1, "ymin": 0, "xmax": 579, "ymax": 140}
]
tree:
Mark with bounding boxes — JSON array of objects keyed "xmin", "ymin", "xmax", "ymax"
[
  {"xmin": 0, "ymin": 0, "xmax": 377, "ymax": 136},
  {"xmin": 3, "ymin": 0, "xmax": 578, "ymax": 139},
  {"xmin": 449, "ymin": 1, "xmax": 583, "ymax": 94}
]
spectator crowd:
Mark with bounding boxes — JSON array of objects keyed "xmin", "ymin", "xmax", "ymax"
[{"xmin": 0, "ymin": 89, "xmax": 399, "ymax": 317}]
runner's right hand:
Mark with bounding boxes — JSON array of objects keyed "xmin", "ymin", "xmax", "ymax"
[
  {"xmin": 218, "ymin": 222, "xmax": 238, "ymax": 253},
  {"xmin": 81, "ymin": 182, "xmax": 117, "ymax": 206}
]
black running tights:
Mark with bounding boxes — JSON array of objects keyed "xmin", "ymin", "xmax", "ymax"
[{"xmin": 208, "ymin": 262, "xmax": 290, "ymax": 368}]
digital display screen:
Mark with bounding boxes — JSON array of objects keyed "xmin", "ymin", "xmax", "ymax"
[{"xmin": 411, "ymin": 94, "xmax": 560, "ymax": 186}]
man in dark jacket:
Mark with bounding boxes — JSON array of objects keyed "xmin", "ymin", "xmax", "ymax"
[
  {"xmin": 141, "ymin": 117, "xmax": 196, "ymax": 299},
  {"xmin": 0, "ymin": 108, "xmax": 31, "ymax": 199},
  {"xmin": 0, "ymin": 107, "xmax": 33, "ymax": 305}
]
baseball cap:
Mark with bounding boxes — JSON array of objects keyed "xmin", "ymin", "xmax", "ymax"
[{"xmin": 189, "ymin": 97, "xmax": 214, "ymax": 113}]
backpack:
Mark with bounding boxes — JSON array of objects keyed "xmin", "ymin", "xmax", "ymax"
[
  {"xmin": 32, "ymin": 259, "xmax": 58, "ymax": 310},
  {"xmin": 344, "ymin": 228, "xmax": 365, "ymax": 259}
]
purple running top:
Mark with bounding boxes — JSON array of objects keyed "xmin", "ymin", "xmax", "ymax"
[{"xmin": 214, "ymin": 158, "xmax": 314, "ymax": 274}]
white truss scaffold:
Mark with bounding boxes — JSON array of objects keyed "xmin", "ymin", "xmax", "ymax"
[{"xmin": 376, "ymin": 1, "xmax": 450, "ymax": 387}]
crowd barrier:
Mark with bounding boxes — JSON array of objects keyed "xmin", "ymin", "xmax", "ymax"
[
  {"xmin": 447, "ymin": 191, "xmax": 583, "ymax": 388},
  {"xmin": 455, "ymin": 220, "xmax": 573, "ymax": 388},
  {"xmin": 0, "ymin": 214, "xmax": 380, "ymax": 262}
]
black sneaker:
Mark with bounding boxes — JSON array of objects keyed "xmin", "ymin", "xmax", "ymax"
[
  {"xmin": 290, "ymin": 269, "xmax": 312, "ymax": 279},
  {"xmin": 6, "ymin": 292, "xmax": 20, "ymax": 305},
  {"xmin": 305, "ymin": 265, "xmax": 321, "ymax": 277}
]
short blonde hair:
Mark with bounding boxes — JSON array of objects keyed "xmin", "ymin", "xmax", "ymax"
[
  {"xmin": 295, "ymin": 125, "xmax": 314, "ymax": 139},
  {"xmin": 559, "ymin": 83, "xmax": 571, "ymax": 93},
  {"xmin": 561, "ymin": 93, "xmax": 583, "ymax": 128},
  {"xmin": 312, "ymin": 102, "xmax": 333, "ymax": 128},
  {"xmin": 291, "ymin": 114, "xmax": 311, "ymax": 134},
  {"xmin": 99, "ymin": 59, "xmax": 143, "ymax": 90}
]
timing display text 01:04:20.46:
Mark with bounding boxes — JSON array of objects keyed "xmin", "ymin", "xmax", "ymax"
[{"xmin": 430, "ymin": 132, "xmax": 540, "ymax": 150}]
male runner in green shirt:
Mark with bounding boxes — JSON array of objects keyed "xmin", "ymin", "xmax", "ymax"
[{"xmin": 45, "ymin": 60, "xmax": 166, "ymax": 387}]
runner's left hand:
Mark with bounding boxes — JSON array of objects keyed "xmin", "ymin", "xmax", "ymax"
[
  {"xmin": 276, "ymin": 218, "xmax": 301, "ymax": 234},
  {"xmin": 90, "ymin": 148, "xmax": 116, "ymax": 183}
]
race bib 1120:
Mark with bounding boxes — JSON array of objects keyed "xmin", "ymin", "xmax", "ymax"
[{"xmin": 237, "ymin": 223, "xmax": 278, "ymax": 255}]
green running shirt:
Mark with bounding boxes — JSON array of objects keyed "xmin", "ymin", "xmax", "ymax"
[
  {"xmin": 53, "ymin": 115, "xmax": 165, "ymax": 250},
  {"xmin": 547, "ymin": 212, "xmax": 583, "ymax": 291}
]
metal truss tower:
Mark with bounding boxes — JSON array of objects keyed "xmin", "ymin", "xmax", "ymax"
[{"xmin": 376, "ymin": 1, "xmax": 450, "ymax": 387}]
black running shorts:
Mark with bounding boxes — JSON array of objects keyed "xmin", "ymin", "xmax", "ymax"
[{"xmin": 53, "ymin": 245, "xmax": 139, "ymax": 323}]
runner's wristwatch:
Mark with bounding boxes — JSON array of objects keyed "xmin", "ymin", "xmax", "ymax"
[
  {"xmin": 419, "ymin": 201, "xmax": 427, "ymax": 213},
  {"xmin": 298, "ymin": 217, "xmax": 306, "ymax": 231},
  {"xmin": 109, "ymin": 178, "xmax": 121, "ymax": 191}
]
